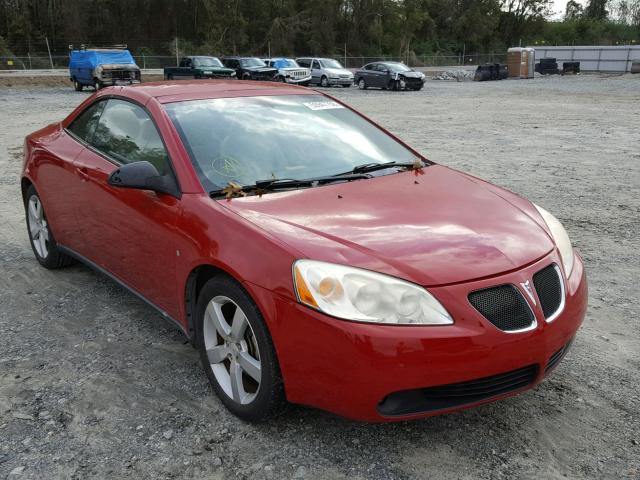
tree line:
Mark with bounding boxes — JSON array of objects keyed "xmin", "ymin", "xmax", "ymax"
[{"xmin": 1, "ymin": 0, "xmax": 638, "ymax": 61}]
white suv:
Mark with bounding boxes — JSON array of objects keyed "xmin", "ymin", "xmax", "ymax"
[{"xmin": 263, "ymin": 58, "xmax": 312, "ymax": 86}]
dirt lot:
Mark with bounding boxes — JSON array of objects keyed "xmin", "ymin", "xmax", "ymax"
[{"xmin": 0, "ymin": 75, "xmax": 639, "ymax": 479}]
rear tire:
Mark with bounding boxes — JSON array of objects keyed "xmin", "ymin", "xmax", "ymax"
[
  {"xmin": 195, "ymin": 275, "xmax": 286, "ymax": 422},
  {"xmin": 24, "ymin": 185, "xmax": 74, "ymax": 269}
]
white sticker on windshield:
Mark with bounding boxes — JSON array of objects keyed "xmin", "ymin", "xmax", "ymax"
[{"xmin": 303, "ymin": 101, "xmax": 344, "ymax": 111}]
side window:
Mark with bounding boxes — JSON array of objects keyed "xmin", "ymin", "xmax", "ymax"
[
  {"xmin": 311, "ymin": 60, "xmax": 320, "ymax": 69},
  {"xmin": 91, "ymin": 99, "xmax": 170, "ymax": 174},
  {"xmin": 67, "ymin": 100, "xmax": 106, "ymax": 143},
  {"xmin": 297, "ymin": 59, "xmax": 310, "ymax": 68},
  {"xmin": 364, "ymin": 64, "xmax": 373, "ymax": 71}
]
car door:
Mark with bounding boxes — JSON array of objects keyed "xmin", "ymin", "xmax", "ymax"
[
  {"xmin": 371, "ymin": 64, "xmax": 387, "ymax": 88},
  {"xmin": 31, "ymin": 102, "xmax": 104, "ymax": 251},
  {"xmin": 359, "ymin": 63, "xmax": 374, "ymax": 85},
  {"xmin": 72, "ymin": 98, "xmax": 181, "ymax": 318},
  {"xmin": 311, "ymin": 59, "xmax": 321, "ymax": 83}
]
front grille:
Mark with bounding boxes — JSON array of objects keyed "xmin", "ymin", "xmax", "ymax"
[
  {"xmin": 378, "ymin": 365, "xmax": 538, "ymax": 416},
  {"xmin": 545, "ymin": 340, "xmax": 573, "ymax": 375},
  {"xmin": 533, "ymin": 264, "xmax": 563, "ymax": 320},
  {"xmin": 103, "ymin": 69, "xmax": 137, "ymax": 80},
  {"xmin": 469, "ymin": 285, "xmax": 535, "ymax": 332}
]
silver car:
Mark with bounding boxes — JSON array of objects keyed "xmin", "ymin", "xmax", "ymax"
[{"xmin": 295, "ymin": 57, "xmax": 353, "ymax": 87}]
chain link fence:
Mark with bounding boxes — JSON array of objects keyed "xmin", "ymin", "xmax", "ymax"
[{"xmin": 0, "ymin": 53, "xmax": 507, "ymax": 71}]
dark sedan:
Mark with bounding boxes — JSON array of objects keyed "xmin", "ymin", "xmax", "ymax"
[
  {"xmin": 354, "ymin": 62, "xmax": 425, "ymax": 91},
  {"xmin": 221, "ymin": 57, "xmax": 278, "ymax": 81}
]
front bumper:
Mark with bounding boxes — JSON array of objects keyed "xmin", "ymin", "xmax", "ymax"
[
  {"xmin": 327, "ymin": 76, "xmax": 354, "ymax": 86},
  {"xmin": 250, "ymin": 250, "xmax": 587, "ymax": 422},
  {"xmin": 284, "ymin": 75, "xmax": 312, "ymax": 84},
  {"xmin": 101, "ymin": 79, "xmax": 141, "ymax": 86}
]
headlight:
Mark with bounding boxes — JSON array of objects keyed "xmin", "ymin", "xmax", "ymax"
[
  {"xmin": 230, "ymin": 71, "xmax": 236, "ymax": 76},
  {"xmin": 534, "ymin": 204, "xmax": 574, "ymax": 276},
  {"xmin": 293, "ymin": 260, "xmax": 453, "ymax": 325}
]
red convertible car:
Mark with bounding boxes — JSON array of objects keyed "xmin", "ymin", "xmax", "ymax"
[{"xmin": 21, "ymin": 80, "xmax": 587, "ymax": 422}]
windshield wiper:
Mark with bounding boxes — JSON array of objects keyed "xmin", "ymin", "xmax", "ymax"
[
  {"xmin": 209, "ymin": 173, "xmax": 370, "ymax": 198},
  {"xmin": 254, "ymin": 173, "xmax": 370, "ymax": 191},
  {"xmin": 335, "ymin": 160, "xmax": 422, "ymax": 176}
]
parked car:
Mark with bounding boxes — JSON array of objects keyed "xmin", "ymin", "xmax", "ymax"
[
  {"xmin": 262, "ymin": 58, "xmax": 311, "ymax": 85},
  {"xmin": 21, "ymin": 81, "xmax": 587, "ymax": 422},
  {"xmin": 221, "ymin": 57, "xmax": 277, "ymax": 81},
  {"xmin": 354, "ymin": 62, "xmax": 425, "ymax": 90},
  {"xmin": 164, "ymin": 56, "xmax": 236, "ymax": 80},
  {"xmin": 295, "ymin": 57, "xmax": 353, "ymax": 87},
  {"xmin": 69, "ymin": 46, "xmax": 141, "ymax": 91}
]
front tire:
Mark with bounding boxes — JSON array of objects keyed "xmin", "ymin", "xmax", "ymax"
[
  {"xmin": 73, "ymin": 79, "xmax": 83, "ymax": 91},
  {"xmin": 24, "ymin": 185, "xmax": 74, "ymax": 269},
  {"xmin": 195, "ymin": 275, "xmax": 286, "ymax": 422},
  {"xmin": 320, "ymin": 75, "xmax": 329, "ymax": 87},
  {"xmin": 357, "ymin": 78, "xmax": 367, "ymax": 90},
  {"xmin": 94, "ymin": 79, "xmax": 102, "ymax": 91}
]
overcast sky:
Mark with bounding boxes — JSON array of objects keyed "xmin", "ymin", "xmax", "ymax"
[{"xmin": 549, "ymin": 0, "xmax": 585, "ymax": 18}]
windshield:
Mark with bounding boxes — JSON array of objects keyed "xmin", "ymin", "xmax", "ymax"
[
  {"xmin": 240, "ymin": 58, "xmax": 266, "ymax": 67},
  {"xmin": 320, "ymin": 59, "xmax": 343, "ymax": 69},
  {"xmin": 165, "ymin": 95, "xmax": 418, "ymax": 192},
  {"xmin": 194, "ymin": 57, "xmax": 223, "ymax": 67},
  {"xmin": 274, "ymin": 59, "xmax": 298, "ymax": 68},
  {"xmin": 387, "ymin": 63, "xmax": 411, "ymax": 72}
]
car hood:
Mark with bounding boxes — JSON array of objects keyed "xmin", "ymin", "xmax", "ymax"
[
  {"xmin": 279, "ymin": 67, "xmax": 309, "ymax": 73},
  {"xmin": 221, "ymin": 165, "xmax": 554, "ymax": 286},
  {"xmin": 397, "ymin": 70, "xmax": 423, "ymax": 78},
  {"xmin": 325, "ymin": 68, "xmax": 353, "ymax": 76},
  {"xmin": 197, "ymin": 66, "xmax": 234, "ymax": 73},
  {"xmin": 245, "ymin": 66, "xmax": 277, "ymax": 73}
]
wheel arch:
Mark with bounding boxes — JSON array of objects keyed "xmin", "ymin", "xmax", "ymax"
[
  {"xmin": 21, "ymin": 176, "xmax": 33, "ymax": 203},
  {"xmin": 184, "ymin": 263, "xmax": 252, "ymax": 343}
]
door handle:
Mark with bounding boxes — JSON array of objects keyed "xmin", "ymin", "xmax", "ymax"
[{"xmin": 77, "ymin": 167, "xmax": 90, "ymax": 181}]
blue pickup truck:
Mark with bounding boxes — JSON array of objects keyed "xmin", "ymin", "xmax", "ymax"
[{"xmin": 69, "ymin": 47, "xmax": 141, "ymax": 91}]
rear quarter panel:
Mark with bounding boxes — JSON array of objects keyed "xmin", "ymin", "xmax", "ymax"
[{"xmin": 23, "ymin": 125, "xmax": 85, "ymax": 247}]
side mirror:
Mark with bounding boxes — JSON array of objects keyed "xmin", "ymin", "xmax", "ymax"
[{"xmin": 108, "ymin": 161, "xmax": 180, "ymax": 198}]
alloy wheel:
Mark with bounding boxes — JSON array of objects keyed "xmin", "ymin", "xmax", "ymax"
[
  {"xmin": 203, "ymin": 295, "xmax": 262, "ymax": 405},
  {"xmin": 27, "ymin": 195, "xmax": 49, "ymax": 258},
  {"xmin": 358, "ymin": 78, "xmax": 366, "ymax": 89}
]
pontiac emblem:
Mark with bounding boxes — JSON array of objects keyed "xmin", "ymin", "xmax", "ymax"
[{"xmin": 520, "ymin": 280, "xmax": 537, "ymax": 305}]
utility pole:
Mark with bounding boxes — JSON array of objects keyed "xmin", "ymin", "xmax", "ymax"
[
  {"xmin": 45, "ymin": 37, "xmax": 54, "ymax": 69},
  {"xmin": 175, "ymin": 37, "xmax": 179, "ymax": 66}
]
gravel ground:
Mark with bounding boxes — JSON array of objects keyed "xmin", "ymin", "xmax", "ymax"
[{"xmin": 0, "ymin": 74, "xmax": 639, "ymax": 479}]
